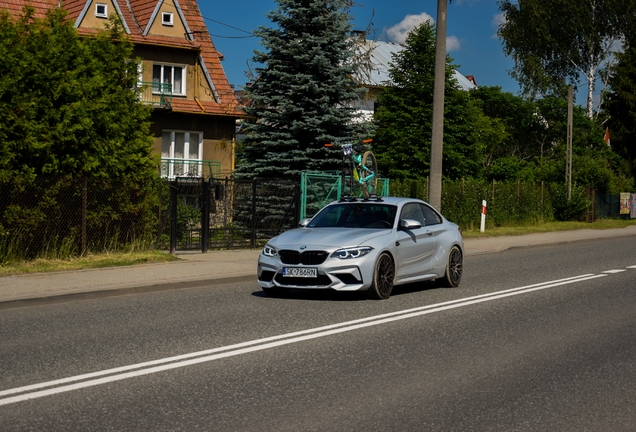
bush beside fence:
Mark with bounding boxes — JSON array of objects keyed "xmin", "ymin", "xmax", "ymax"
[
  {"xmin": 0, "ymin": 176, "xmax": 161, "ymax": 262},
  {"xmin": 391, "ymin": 179, "xmax": 555, "ymax": 229}
]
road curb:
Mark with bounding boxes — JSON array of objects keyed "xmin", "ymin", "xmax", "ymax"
[{"xmin": 0, "ymin": 274, "xmax": 255, "ymax": 311}]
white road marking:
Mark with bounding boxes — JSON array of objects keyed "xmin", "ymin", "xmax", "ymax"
[
  {"xmin": 0, "ymin": 273, "xmax": 608, "ymax": 406},
  {"xmin": 627, "ymin": 265, "xmax": 636, "ymax": 269},
  {"xmin": 602, "ymin": 269, "xmax": 626, "ymax": 274}
]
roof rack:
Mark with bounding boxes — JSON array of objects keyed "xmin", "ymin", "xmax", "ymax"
[{"xmin": 338, "ymin": 195, "xmax": 384, "ymax": 203}]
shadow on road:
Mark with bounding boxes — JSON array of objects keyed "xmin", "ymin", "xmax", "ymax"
[{"xmin": 251, "ymin": 280, "xmax": 439, "ymax": 302}]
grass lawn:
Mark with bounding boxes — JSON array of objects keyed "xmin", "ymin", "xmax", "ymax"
[
  {"xmin": 461, "ymin": 219, "xmax": 636, "ymax": 239},
  {"xmin": 0, "ymin": 250, "xmax": 179, "ymax": 277}
]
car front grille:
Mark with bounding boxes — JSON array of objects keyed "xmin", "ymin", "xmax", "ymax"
[
  {"xmin": 274, "ymin": 273, "xmax": 332, "ymax": 287},
  {"xmin": 279, "ymin": 250, "xmax": 329, "ymax": 265}
]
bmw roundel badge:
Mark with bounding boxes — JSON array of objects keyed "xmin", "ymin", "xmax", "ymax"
[{"xmin": 300, "ymin": 245, "xmax": 306, "ymax": 250}]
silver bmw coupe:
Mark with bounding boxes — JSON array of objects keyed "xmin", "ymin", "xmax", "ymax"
[{"xmin": 257, "ymin": 196, "xmax": 463, "ymax": 299}]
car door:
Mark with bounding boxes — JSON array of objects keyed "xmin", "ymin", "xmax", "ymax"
[
  {"xmin": 418, "ymin": 203, "xmax": 446, "ymax": 271},
  {"xmin": 395, "ymin": 202, "xmax": 436, "ymax": 281}
]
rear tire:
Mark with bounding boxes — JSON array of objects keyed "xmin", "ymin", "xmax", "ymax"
[
  {"xmin": 436, "ymin": 245, "xmax": 462, "ymax": 288},
  {"xmin": 366, "ymin": 253, "xmax": 394, "ymax": 299},
  {"xmin": 360, "ymin": 151, "xmax": 378, "ymax": 197}
]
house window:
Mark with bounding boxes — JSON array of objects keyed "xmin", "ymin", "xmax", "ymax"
[
  {"xmin": 95, "ymin": 3, "xmax": 107, "ymax": 18},
  {"xmin": 161, "ymin": 131, "xmax": 202, "ymax": 178},
  {"xmin": 153, "ymin": 64, "xmax": 186, "ymax": 96},
  {"xmin": 162, "ymin": 12, "xmax": 174, "ymax": 26}
]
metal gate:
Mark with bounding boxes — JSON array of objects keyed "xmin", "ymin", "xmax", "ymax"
[{"xmin": 166, "ymin": 178, "xmax": 301, "ymax": 252}]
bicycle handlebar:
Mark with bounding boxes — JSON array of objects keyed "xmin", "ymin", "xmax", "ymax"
[{"xmin": 324, "ymin": 139, "xmax": 372, "ymax": 148}]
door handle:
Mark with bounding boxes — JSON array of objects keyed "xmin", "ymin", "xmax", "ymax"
[{"xmin": 426, "ymin": 230, "xmax": 433, "ymax": 236}]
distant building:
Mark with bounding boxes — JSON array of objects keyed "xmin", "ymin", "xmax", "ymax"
[{"xmin": 353, "ymin": 39, "xmax": 477, "ymax": 121}]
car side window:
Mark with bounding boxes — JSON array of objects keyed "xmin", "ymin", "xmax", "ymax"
[
  {"xmin": 420, "ymin": 204, "xmax": 442, "ymax": 226},
  {"xmin": 400, "ymin": 203, "xmax": 426, "ymax": 226}
]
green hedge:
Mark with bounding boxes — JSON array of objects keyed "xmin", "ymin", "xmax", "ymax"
[{"xmin": 390, "ymin": 179, "xmax": 566, "ymax": 229}]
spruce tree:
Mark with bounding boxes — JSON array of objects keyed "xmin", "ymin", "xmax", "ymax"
[{"xmin": 236, "ymin": 0, "xmax": 368, "ymax": 181}]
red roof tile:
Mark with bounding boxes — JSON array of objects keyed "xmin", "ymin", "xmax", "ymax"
[{"xmin": 1, "ymin": 0, "xmax": 57, "ymax": 19}]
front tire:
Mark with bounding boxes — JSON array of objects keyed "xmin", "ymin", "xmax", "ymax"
[
  {"xmin": 366, "ymin": 253, "xmax": 395, "ymax": 299},
  {"xmin": 437, "ymin": 245, "xmax": 463, "ymax": 288}
]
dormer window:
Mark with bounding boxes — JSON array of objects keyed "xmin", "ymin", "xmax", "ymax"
[
  {"xmin": 95, "ymin": 3, "xmax": 107, "ymax": 18},
  {"xmin": 162, "ymin": 12, "xmax": 174, "ymax": 26}
]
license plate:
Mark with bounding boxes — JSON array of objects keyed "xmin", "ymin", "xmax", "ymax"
[{"xmin": 282, "ymin": 267, "xmax": 317, "ymax": 278}]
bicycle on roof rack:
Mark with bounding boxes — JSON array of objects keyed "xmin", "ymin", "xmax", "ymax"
[{"xmin": 325, "ymin": 139, "xmax": 378, "ymax": 198}]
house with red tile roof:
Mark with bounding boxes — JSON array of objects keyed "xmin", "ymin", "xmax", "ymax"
[{"xmin": 1, "ymin": 0, "xmax": 241, "ymax": 178}]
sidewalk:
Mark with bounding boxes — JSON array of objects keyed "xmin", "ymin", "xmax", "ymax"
[{"xmin": 2, "ymin": 225, "xmax": 636, "ymax": 309}]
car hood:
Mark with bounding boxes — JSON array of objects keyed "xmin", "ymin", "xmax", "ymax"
[{"xmin": 268, "ymin": 227, "xmax": 392, "ymax": 250}]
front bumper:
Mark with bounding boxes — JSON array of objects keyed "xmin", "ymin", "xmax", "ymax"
[{"xmin": 257, "ymin": 256, "xmax": 372, "ymax": 291}]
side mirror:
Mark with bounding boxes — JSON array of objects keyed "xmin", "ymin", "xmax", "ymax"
[
  {"xmin": 399, "ymin": 219, "xmax": 422, "ymax": 230},
  {"xmin": 298, "ymin": 218, "xmax": 311, "ymax": 227}
]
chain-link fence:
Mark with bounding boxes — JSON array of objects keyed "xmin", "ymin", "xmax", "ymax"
[
  {"xmin": 1, "ymin": 175, "xmax": 303, "ymax": 259},
  {"xmin": 6, "ymin": 174, "xmax": 620, "ymax": 262},
  {"xmin": 0, "ymin": 176, "xmax": 161, "ymax": 261}
]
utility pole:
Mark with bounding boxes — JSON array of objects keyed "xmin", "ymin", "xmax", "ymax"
[
  {"xmin": 429, "ymin": 0, "xmax": 448, "ymax": 211},
  {"xmin": 566, "ymin": 86, "xmax": 573, "ymax": 200}
]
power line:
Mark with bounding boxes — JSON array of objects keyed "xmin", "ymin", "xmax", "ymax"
[
  {"xmin": 200, "ymin": 15, "xmax": 254, "ymax": 36},
  {"xmin": 151, "ymin": 2, "xmax": 258, "ymax": 39},
  {"xmin": 207, "ymin": 33, "xmax": 255, "ymax": 39}
]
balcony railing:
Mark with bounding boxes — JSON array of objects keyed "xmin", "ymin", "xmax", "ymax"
[
  {"xmin": 138, "ymin": 82, "xmax": 172, "ymax": 107},
  {"xmin": 160, "ymin": 159, "xmax": 222, "ymax": 179}
]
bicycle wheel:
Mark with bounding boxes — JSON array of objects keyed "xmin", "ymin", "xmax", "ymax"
[{"xmin": 360, "ymin": 151, "xmax": 378, "ymax": 197}]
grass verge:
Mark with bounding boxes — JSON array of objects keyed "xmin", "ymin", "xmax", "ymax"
[
  {"xmin": 461, "ymin": 219, "xmax": 636, "ymax": 239},
  {"xmin": 0, "ymin": 250, "xmax": 179, "ymax": 277}
]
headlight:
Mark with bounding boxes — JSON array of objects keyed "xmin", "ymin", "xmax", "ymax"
[
  {"xmin": 262, "ymin": 245, "xmax": 277, "ymax": 257},
  {"xmin": 331, "ymin": 247, "xmax": 373, "ymax": 259}
]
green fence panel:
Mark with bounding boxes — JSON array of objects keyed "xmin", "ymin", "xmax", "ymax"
[{"xmin": 300, "ymin": 171, "xmax": 390, "ymax": 219}]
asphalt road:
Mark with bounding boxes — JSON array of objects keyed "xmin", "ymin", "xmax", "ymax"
[{"xmin": 1, "ymin": 236, "xmax": 636, "ymax": 431}]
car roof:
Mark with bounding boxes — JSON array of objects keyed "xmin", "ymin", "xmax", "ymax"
[{"xmin": 327, "ymin": 196, "xmax": 428, "ymax": 206}]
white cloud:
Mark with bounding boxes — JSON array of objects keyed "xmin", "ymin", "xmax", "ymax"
[
  {"xmin": 385, "ymin": 12, "xmax": 435, "ymax": 44},
  {"xmin": 492, "ymin": 12, "xmax": 506, "ymax": 28},
  {"xmin": 490, "ymin": 12, "xmax": 506, "ymax": 39},
  {"xmin": 384, "ymin": 12, "xmax": 460, "ymax": 51},
  {"xmin": 446, "ymin": 35, "xmax": 461, "ymax": 52}
]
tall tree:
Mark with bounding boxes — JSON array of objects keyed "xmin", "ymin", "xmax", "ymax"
[
  {"xmin": 0, "ymin": 7, "xmax": 156, "ymax": 182},
  {"xmin": 602, "ymin": 39, "xmax": 636, "ymax": 176},
  {"xmin": 236, "ymin": 0, "xmax": 368, "ymax": 181},
  {"xmin": 372, "ymin": 22, "xmax": 486, "ymax": 181},
  {"xmin": 497, "ymin": 0, "xmax": 634, "ymax": 118}
]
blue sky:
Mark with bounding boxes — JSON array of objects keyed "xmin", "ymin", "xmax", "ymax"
[{"xmin": 200, "ymin": 0, "xmax": 516, "ymax": 93}]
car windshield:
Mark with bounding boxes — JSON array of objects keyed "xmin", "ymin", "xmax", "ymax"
[{"xmin": 307, "ymin": 203, "xmax": 397, "ymax": 229}]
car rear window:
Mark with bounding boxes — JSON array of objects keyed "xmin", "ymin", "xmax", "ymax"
[{"xmin": 308, "ymin": 204, "xmax": 397, "ymax": 229}]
